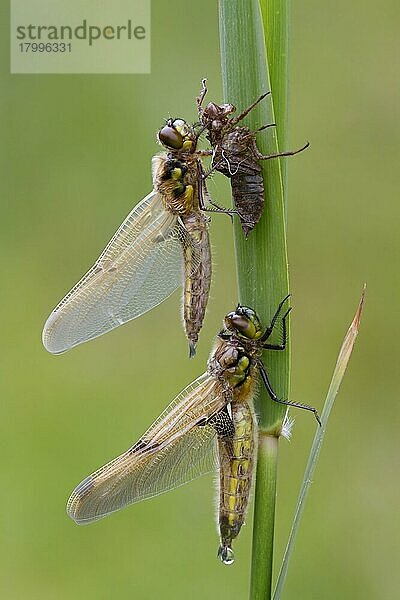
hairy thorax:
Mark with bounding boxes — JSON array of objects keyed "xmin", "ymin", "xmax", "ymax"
[
  {"xmin": 152, "ymin": 153, "xmax": 200, "ymax": 215},
  {"xmin": 208, "ymin": 338, "xmax": 260, "ymax": 403}
]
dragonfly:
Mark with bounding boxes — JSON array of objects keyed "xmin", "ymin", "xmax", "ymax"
[
  {"xmin": 197, "ymin": 79, "xmax": 309, "ymax": 236},
  {"xmin": 42, "ymin": 116, "xmax": 226, "ymax": 358},
  {"xmin": 67, "ymin": 298, "xmax": 320, "ymax": 565}
]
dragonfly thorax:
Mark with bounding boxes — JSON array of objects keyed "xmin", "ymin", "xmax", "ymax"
[
  {"xmin": 208, "ymin": 341, "xmax": 252, "ymax": 390},
  {"xmin": 201, "ymin": 102, "xmax": 236, "ymax": 131},
  {"xmin": 153, "ymin": 155, "xmax": 198, "ymax": 215}
]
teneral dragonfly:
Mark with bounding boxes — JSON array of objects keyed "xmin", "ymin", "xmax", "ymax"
[
  {"xmin": 197, "ymin": 79, "xmax": 309, "ymax": 236},
  {"xmin": 42, "ymin": 118, "xmax": 217, "ymax": 357},
  {"xmin": 67, "ymin": 299, "xmax": 320, "ymax": 564}
]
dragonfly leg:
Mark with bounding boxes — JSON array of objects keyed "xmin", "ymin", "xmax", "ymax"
[
  {"xmin": 201, "ymin": 146, "xmax": 238, "ymax": 181},
  {"xmin": 254, "ymin": 140, "xmax": 310, "ymax": 161},
  {"xmin": 263, "ymin": 307, "xmax": 292, "ymax": 350},
  {"xmin": 240, "ymin": 123, "xmax": 276, "ymax": 144},
  {"xmin": 230, "ymin": 91, "xmax": 271, "ymax": 126},
  {"xmin": 258, "ymin": 360, "xmax": 321, "ymax": 426},
  {"xmin": 197, "ymin": 160, "xmax": 237, "ymax": 219},
  {"xmin": 254, "ymin": 122, "xmax": 276, "ymax": 133},
  {"xmin": 202, "ymin": 147, "xmax": 223, "ymax": 179},
  {"xmin": 191, "ymin": 123, "xmax": 209, "ymax": 142},
  {"xmin": 197, "ymin": 78, "xmax": 208, "ymax": 110},
  {"xmin": 196, "ymin": 149, "xmax": 213, "ymax": 157},
  {"xmin": 260, "ymin": 294, "xmax": 291, "ymax": 342}
]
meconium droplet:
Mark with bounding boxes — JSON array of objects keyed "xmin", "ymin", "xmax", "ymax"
[{"xmin": 217, "ymin": 544, "xmax": 235, "ymax": 565}]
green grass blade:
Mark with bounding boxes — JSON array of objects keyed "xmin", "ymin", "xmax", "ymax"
[
  {"xmin": 260, "ymin": 0, "xmax": 290, "ymax": 207},
  {"xmin": 250, "ymin": 433, "xmax": 279, "ymax": 599},
  {"xmin": 219, "ymin": 0, "xmax": 289, "ymax": 435},
  {"xmin": 218, "ymin": 1, "xmax": 289, "ymax": 598},
  {"xmin": 273, "ymin": 286, "xmax": 366, "ymax": 600}
]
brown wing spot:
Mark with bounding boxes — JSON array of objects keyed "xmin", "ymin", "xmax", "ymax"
[
  {"xmin": 128, "ymin": 439, "xmax": 160, "ymax": 455},
  {"xmin": 145, "ymin": 442, "xmax": 160, "ymax": 453},
  {"xmin": 128, "ymin": 439, "xmax": 148, "ymax": 454}
]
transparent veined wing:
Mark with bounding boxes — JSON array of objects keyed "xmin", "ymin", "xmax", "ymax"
[
  {"xmin": 67, "ymin": 372, "xmax": 229, "ymax": 524},
  {"xmin": 43, "ymin": 191, "xmax": 196, "ymax": 354}
]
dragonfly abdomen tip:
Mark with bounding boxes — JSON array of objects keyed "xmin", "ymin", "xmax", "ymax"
[{"xmin": 189, "ymin": 339, "xmax": 197, "ymax": 358}]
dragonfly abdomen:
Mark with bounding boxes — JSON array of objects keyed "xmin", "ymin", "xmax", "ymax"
[
  {"xmin": 215, "ymin": 141, "xmax": 265, "ymax": 238},
  {"xmin": 217, "ymin": 400, "xmax": 256, "ymax": 565},
  {"xmin": 182, "ymin": 212, "xmax": 212, "ymax": 357},
  {"xmin": 231, "ymin": 170, "xmax": 265, "ymax": 237}
]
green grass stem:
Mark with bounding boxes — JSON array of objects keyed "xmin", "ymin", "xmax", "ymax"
[
  {"xmin": 273, "ymin": 287, "xmax": 366, "ymax": 599},
  {"xmin": 218, "ymin": 1, "xmax": 290, "ymax": 597}
]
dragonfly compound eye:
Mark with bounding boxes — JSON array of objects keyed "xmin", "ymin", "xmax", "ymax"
[
  {"xmin": 158, "ymin": 119, "xmax": 194, "ymax": 151},
  {"xmin": 172, "ymin": 119, "xmax": 190, "ymax": 138},
  {"xmin": 158, "ymin": 123, "xmax": 184, "ymax": 150},
  {"xmin": 224, "ymin": 306, "xmax": 262, "ymax": 339}
]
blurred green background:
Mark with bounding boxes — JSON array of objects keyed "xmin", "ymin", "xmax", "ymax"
[{"xmin": 1, "ymin": 1, "xmax": 399, "ymax": 598}]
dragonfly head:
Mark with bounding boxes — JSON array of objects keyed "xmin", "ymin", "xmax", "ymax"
[
  {"xmin": 158, "ymin": 118, "xmax": 196, "ymax": 152},
  {"xmin": 201, "ymin": 102, "xmax": 236, "ymax": 131},
  {"xmin": 223, "ymin": 305, "xmax": 263, "ymax": 340}
]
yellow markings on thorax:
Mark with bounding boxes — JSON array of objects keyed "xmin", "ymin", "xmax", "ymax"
[
  {"xmin": 182, "ymin": 139, "xmax": 194, "ymax": 152},
  {"xmin": 164, "ymin": 177, "xmax": 195, "ymax": 215},
  {"xmin": 226, "ymin": 354, "xmax": 250, "ymax": 388},
  {"xmin": 181, "ymin": 184, "xmax": 194, "ymax": 212}
]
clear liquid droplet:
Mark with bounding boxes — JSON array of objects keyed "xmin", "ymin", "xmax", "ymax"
[{"xmin": 217, "ymin": 544, "xmax": 235, "ymax": 565}]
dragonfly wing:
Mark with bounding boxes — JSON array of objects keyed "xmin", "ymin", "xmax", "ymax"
[
  {"xmin": 67, "ymin": 373, "xmax": 228, "ymax": 524},
  {"xmin": 43, "ymin": 191, "xmax": 183, "ymax": 354}
]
